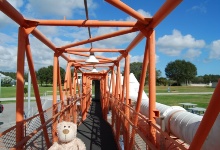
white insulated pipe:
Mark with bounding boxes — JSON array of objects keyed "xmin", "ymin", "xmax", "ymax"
[{"xmin": 126, "ymin": 73, "xmax": 220, "ymax": 149}]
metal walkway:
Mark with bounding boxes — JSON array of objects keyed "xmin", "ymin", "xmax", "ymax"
[{"xmin": 77, "ymin": 100, "xmax": 118, "ymax": 150}]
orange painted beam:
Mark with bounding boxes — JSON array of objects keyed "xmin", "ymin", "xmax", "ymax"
[
  {"xmin": 111, "ymin": 68, "xmax": 116, "ymax": 126},
  {"xmin": 26, "ymin": 37, "xmax": 50, "ymax": 149},
  {"xmin": 81, "ymin": 62, "xmax": 115, "ymax": 66},
  {"xmin": 61, "ymin": 27, "xmax": 138, "ymax": 49},
  {"xmin": 189, "ymin": 80, "xmax": 220, "ymax": 150},
  {"xmin": 57, "ymin": 60, "xmax": 64, "ymax": 122},
  {"xmin": 0, "ymin": 0, "xmax": 27, "ymax": 26},
  {"xmin": 31, "ymin": 29, "xmax": 69, "ymax": 61},
  {"xmin": 69, "ymin": 59, "xmax": 115, "ymax": 63},
  {"xmin": 75, "ymin": 68, "xmax": 81, "ymax": 94},
  {"xmin": 66, "ymin": 48, "xmax": 124, "ymax": 53},
  {"xmin": 31, "ymin": 19, "xmax": 137, "ymax": 27},
  {"xmin": 52, "ymin": 53, "xmax": 58, "ymax": 142},
  {"xmin": 148, "ymin": 30, "xmax": 156, "ymax": 143},
  {"xmin": 129, "ymin": 37, "xmax": 150, "ymax": 150},
  {"xmin": 106, "ymin": 0, "xmax": 151, "ymax": 25},
  {"xmin": 15, "ymin": 27, "xmax": 26, "ymax": 149},
  {"xmin": 82, "ymin": 74, "xmax": 87, "ymax": 121},
  {"xmin": 80, "ymin": 65, "xmax": 112, "ymax": 68},
  {"xmin": 149, "ymin": 0, "xmax": 183, "ymax": 29},
  {"xmin": 68, "ymin": 51, "xmax": 114, "ymax": 61},
  {"xmin": 124, "ymin": 54, "xmax": 130, "ymax": 149},
  {"xmin": 116, "ymin": 32, "xmax": 144, "ymax": 64}
]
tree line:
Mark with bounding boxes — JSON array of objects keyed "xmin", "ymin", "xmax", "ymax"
[
  {"xmin": 129, "ymin": 59, "xmax": 220, "ymax": 86},
  {"xmin": 1, "ymin": 60, "xmax": 219, "ymax": 87},
  {"xmin": 0, "ymin": 65, "xmax": 65, "ymax": 87}
]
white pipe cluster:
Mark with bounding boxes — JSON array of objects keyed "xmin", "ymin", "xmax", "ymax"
[{"xmin": 128, "ymin": 73, "xmax": 220, "ymax": 150}]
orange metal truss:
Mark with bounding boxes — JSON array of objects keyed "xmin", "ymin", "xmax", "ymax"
[{"xmin": 2, "ymin": 0, "xmax": 219, "ymax": 150}]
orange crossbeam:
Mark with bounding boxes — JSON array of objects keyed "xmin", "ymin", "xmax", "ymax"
[
  {"xmin": 61, "ymin": 27, "xmax": 138, "ymax": 49},
  {"xmin": 31, "ymin": 19, "xmax": 138, "ymax": 27},
  {"xmin": 66, "ymin": 48, "xmax": 124, "ymax": 53},
  {"xmin": 106, "ymin": 0, "xmax": 150, "ymax": 25}
]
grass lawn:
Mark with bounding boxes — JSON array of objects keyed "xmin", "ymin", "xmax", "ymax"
[
  {"xmin": 0, "ymin": 85, "xmax": 215, "ymax": 108},
  {"xmin": 144, "ymin": 85, "xmax": 215, "ymax": 93},
  {"xmin": 0, "ymin": 86, "xmax": 53, "ymax": 98},
  {"xmin": 156, "ymin": 94, "xmax": 212, "ymax": 108}
]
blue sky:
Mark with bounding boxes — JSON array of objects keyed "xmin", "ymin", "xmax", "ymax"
[{"xmin": 0, "ymin": 0, "xmax": 219, "ymax": 77}]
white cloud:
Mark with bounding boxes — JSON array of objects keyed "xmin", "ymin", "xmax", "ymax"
[
  {"xmin": 157, "ymin": 29, "xmax": 205, "ymax": 57},
  {"xmin": 189, "ymin": 2, "xmax": 207, "ymax": 14},
  {"xmin": 25, "ymin": 0, "xmax": 97, "ymax": 19},
  {"xmin": 0, "ymin": 0, "xmax": 23, "ymax": 27},
  {"xmin": 184, "ymin": 49, "xmax": 201, "ymax": 60},
  {"xmin": 126, "ymin": 9, "xmax": 152, "ymax": 21},
  {"xmin": 92, "ymin": 27, "xmax": 137, "ymax": 49},
  {"xmin": 209, "ymin": 39, "xmax": 220, "ymax": 60},
  {"xmin": 8, "ymin": 0, "xmax": 23, "ymax": 9},
  {"xmin": 0, "ymin": 45, "xmax": 17, "ymax": 71},
  {"xmin": 0, "ymin": 3, "xmax": 155, "ymax": 73},
  {"xmin": 92, "ymin": 9, "xmax": 151, "ymax": 49},
  {"xmin": 119, "ymin": 54, "xmax": 159, "ymax": 69},
  {"xmin": 0, "ymin": 33, "xmax": 17, "ymax": 45}
]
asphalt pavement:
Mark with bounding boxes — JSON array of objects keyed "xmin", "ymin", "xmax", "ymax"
[{"xmin": 0, "ymin": 92, "xmax": 213, "ymax": 133}]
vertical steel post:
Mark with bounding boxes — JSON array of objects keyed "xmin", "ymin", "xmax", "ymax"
[
  {"xmin": 129, "ymin": 37, "xmax": 149, "ymax": 149},
  {"xmin": 115, "ymin": 63, "xmax": 121, "ymax": 142},
  {"xmin": 27, "ymin": 71, "xmax": 31, "ymax": 118},
  {"xmin": 52, "ymin": 53, "xmax": 58, "ymax": 142},
  {"xmin": 124, "ymin": 54, "xmax": 130, "ymax": 150},
  {"xmin": 148, "ymin": 30, "xmax": 156, "ymax": 143},
  {"xmin": 73, "ymin": 68, "xmax": 77, "ymax": 123},
  {"xmin": 15, "ymin": 27, "xmax": 26, "ymax": 149},
  {"xmin": 111, "ymin": 68, "xmax": 116, "ymax": 126},
  {"xmin": 104, "ymin": 74, "xmax": 108, "ymax": 120},
  {"xmin": 189, "ymin": 80, "xmax": 220, "ymax": 150},
  {"xmin": 26, "ymin": 37, "xmax": 51, "ymax": 148},
  {"xmin": 82, "ymin": 74, "xmax": 87, "ymax": 121},
  {"xmin": 57, "ymin": 62, "xmax": 64, "ymax": 122}
]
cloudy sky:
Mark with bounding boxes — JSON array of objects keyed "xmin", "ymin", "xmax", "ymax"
[{"xmin": 0, "ymin": 0, "xmax": 219, "ymax": 77}]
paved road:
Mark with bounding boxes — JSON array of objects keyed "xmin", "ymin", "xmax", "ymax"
[
  {"xmin": 156, "ymin": 92, "xmax": 213, "ymax": 95},
  {"xmin": 0, "ymin": 102, "xmax": 38, "ymax": 133},
  {"xmin": 0, "ymin": 92, "xmax": 213, "ymax": 133}
]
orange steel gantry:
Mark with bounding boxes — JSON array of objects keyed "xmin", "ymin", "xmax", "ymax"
[{"xmin": 1, "ymin": 0, "xmax": 220, "ymax": 150}]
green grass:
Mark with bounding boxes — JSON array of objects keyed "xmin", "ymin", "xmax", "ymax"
[
  {"xmin": 156, "ymin": 94, "xmax": 212, "ymax": 108},
  {"xmin": 0, "ymin": 86, "xmax": 53, "ymax": 98},
  {"xmin": 0, "ymin": 85, "xmax": 214, "ymax": 108},
  {"xmin": 144, "ymin": 85, "xmax": 214, "ymax": 93}
]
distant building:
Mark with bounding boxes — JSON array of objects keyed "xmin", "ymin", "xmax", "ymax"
[
  {"xmin": 0, "ymin": 73, "xmax": 16, "ymax": 86},
  {"xmin": 212, "ymin": 82, "xmax": 218, "ymax": 88}
]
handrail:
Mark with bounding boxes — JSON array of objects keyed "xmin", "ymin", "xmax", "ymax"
[{"xmin": 111, "ymin": 98, "xmax": 188, "ymax": 149}]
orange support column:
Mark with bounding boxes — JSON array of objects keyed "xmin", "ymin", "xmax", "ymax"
[
  {"xmin": 69, "ymin": 65, "xmax": 73, "ymax": 96},
  {"xmin": 104, "ymin": 74, "xmax": 108, "ymax": 120},
  {"xmin": 57, "ymin": 61, "xmax": 64, "ymax": 122},
  {"xmin": 15, "ymin": 27, "xmax": 26, "ymax": 149},
  {"xmin": 115, "ymin": 63, "xmax": 122, "ymax": 142},
  {"xmin": 82, "ymin": 74, "xmax": 87, "ymax": 121},
  {"xmin": 52, "ymin": 53, "xmax": 58, "ymax": 142},
  {"xmin": 86, "ymin": 77, "xmax": 90, "ymax": 112},
  {"xmin": 189, "ymin": 80, "xmax": 220, "ymax": 150},
  {"xmin": 26, "ymin": 37, "xmax": 50, "ymax": 148},
  {"xmin": 75, "ymin": 68, "xmax": 81, "ymax": 95},
  {"xmin": 111, "ymin": 68, "xmax": 116, "ymax": 127},
  {"xmin": 124, "ymin": 54, "xmax": 130, "ymax": 150},
  {"xmin": 114, "ymin": 63, "xmax": 120, "ymax": 103},
  {"xmin": 66, "ymin": 63, "xmax": 72, "ymax": 121},
  {"xmin": 72, "ymin": 68, "xmax": 77, "ymax": 123},
  {"xmin": 129, "ymin": 37, "xmax": 149, "ymax": 149},
  {"xmin": 63, "ymin": 63, "xmax": 70, "ymax": 98},
  {"xmin": 148, "ymin": 30, "xmax": 156, "ymax": 144},
  {"xmin": 100, "ymin": 77, "xmax": 104, "ymax": 111}
]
